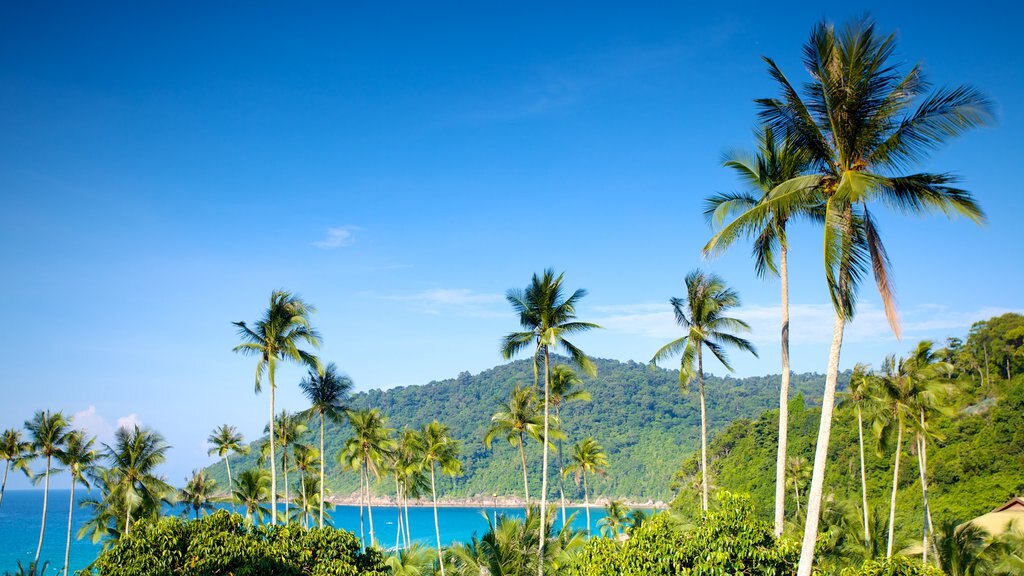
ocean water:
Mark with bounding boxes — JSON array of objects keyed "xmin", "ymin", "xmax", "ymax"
[{"xmin": 0, "ymin": 490, "xmax": 610, "ymax": 573}]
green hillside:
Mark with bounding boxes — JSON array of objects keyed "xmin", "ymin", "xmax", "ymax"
[
  {"xmin": 205, "ymin": 357, "xmax": 840, "ymax": 500},
  {"xmin": 679, "ymin": 314, "xmax": 1024, "ymax": 547}
]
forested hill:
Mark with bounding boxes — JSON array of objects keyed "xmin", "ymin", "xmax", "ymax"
[{"xmin": 206, "ymin": 357, "xmax": 842, "ymax": 500}]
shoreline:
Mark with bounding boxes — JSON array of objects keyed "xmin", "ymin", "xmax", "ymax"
[{"xmin": 208, "ymin": 491, "xmax": 669, "ymax": 510}]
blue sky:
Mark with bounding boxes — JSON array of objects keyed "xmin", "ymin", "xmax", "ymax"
[{"xmin": 2, "ymin": 2, "xmax": 1021, "ymax": 487}]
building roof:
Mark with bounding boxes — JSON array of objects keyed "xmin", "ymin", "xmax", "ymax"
[
  {"xmin": 966, "ymin": 497, "xmax": 1024, "ymax": 536},
  {"xmin": 992, "ymin": 496, "xmax": 1024, "ymax": 513}
]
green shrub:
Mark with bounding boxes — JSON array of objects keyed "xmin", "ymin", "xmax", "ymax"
[
  {"xmin": 835, "ymin": 556, "xmax": 945, "ymax": 576},
  {"xmin": 80, "ymin": 510, "xmax": 387, "ymax": 576},
  {"xmin": 565, "ymin": 492, "xmax": 799, "ymax": 575}
]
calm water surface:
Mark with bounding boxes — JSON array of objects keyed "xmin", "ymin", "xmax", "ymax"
[{"xmin": 0, "ymin": 490, "xmax": 609, "ymax": 572}]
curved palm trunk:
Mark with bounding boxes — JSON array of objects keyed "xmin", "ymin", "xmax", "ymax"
[
  {"xmin": 518, "ymin": 433, "xmax": 530, "ymax": 505},
  {"xmin": 774, "ymin": 243, "xmax": 791, "ymax": 537},
  {"xmin": 858, "ymin": 406, "xmax": 871, "ymax": 545},
  {"xmin": 34, "ymin": 456, "xmax": 51, "ymax": 564},
  {"xmin": 300, "ymin": 473, "xmax": 308, "ymax": 528},
  {"xmin": 431, "ymin": 464, "xmax": 446, "ymax": 576},
  {"xmin": 225, "ymin": 455, "xmax": 234, "ymax": 513},
  {"xmin": 319, "ymin": 413, "xmax": 326, "ymax": 528},
  {"xmin": 394, "ymin": 474, "xmax": 403, "ymax": 549},
  {"xmin": 538, "ymin": 348, "xmax": 551, "ymax": 576},
  {"xmin": 886, "ymin": 421, "xmax": 903, "ymax": 558},
  {"xmin": 697, "ymin": 348, "xmax": 709, "ymax": 512},
  {"xmin": 365, "ymin": 461, "xmax": 376, "ymax": 547},
  {"xmin": 403, "ymin": 491, "xmax": 412, "ymax": 547},
  {"xmin": 796, "ymin": 311, "xmax": 846, "ymax": 576},
  {"xmin": 917, "ymin": 409, "xmax": 934, "ymax": 564},
  {"xmin": 556, "ymin": 403, "xmax": 567, "ymax": 528},
  {"xmin": 583, "ymin": 472, "xmax": 591, "ymax": 536},
  {"xmin": 269, "ymin": 371, "xmax": 278, "ymax": 526},
  {"xmin": 62, "ymin": 478, "xmax": 76, "ymax": 576},
  {"xmin": 794, "ymin": 480, "xmax": 801, "ymax": 514},
  {"xmin": 1, "ymin": 460, "xmax": 10, "ymax": 510},
  {"xmin": 283, "ymin": 451, "xmax": 290, "ymax": 523},
  {"xmin": 358, "ymin": 463, "xmax": 366, "ymax": 549}
]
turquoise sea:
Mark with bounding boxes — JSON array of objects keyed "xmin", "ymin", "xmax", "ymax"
[{"xmin": 0, "ymin": 490, "xmax": 610, "ymax": 573}]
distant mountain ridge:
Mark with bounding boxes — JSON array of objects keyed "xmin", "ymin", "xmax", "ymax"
[{"xmin": 206, "ymin": 356, "xmax": 845, "ymax": 500}]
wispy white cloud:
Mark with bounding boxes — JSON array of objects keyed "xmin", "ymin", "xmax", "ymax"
[
  {"xmin": 72, "ymin": 406, "xmax": 144, "ymax": 444},
  {"xmin": 373, "ymin": 288, "xmax": 505, "ymax": 317},
  {"xmin": 593, "ymin": 302, "xmax": 1022, "ymax": 347},
  {"xmin": 312, "ymin": 226, "xmax": 358, "ymax": 249}
]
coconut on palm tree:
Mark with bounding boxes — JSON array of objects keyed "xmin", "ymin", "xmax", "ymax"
[
  {"xmin": 549, "ymin": 365, "xmax": 591, "ymax": 527},
  {"xmin": 563, "ymin": 437, "xmax": 607, "ymax": 536},
  {"xmin": 58, "ymin": 430, "xmax": 97, "ymax": 576},
  {"xmin": 650, "ymin": 269, "xmax": 757, "ymax": 512},
  {"xmin": 707, "ymin": 19, "xmax": 990, "ymax": 574},
  {"xmin": 484, "ymin": 384, "xmax": 545, "ymax": 505},
  {"xmin": 299, "ymin": 362, "xmax": 352, "ymax": 528},
  {"xmin": 25, "ymin": 410, "xmax": 70, "ymax": 565},
  {"xmin": 501, "ymin": 269, "xmax": 601, "ymax": 575},
  {"xmin": 0, "ymin": 428, "xmax": 33, "ymax": 511},
  {"xmin": 206, "ymin": 424, "xmax": 248, "ymax": 510},
  {"xmin": 420, "ymin": 421, "xmax": 462, "ymax": 576},
  {"xmin": 179, "ymin": 469, "xmax": 217, "ymax": 520},
  {"xmin": 704, "ymin": 125, "xmax": 812, "ymax": 537},
  {"xmin": 233, "ymin": 468, "xmax": 271, "ymax": 524},
  {"xmin": 233, "ymin": 290, "xmax": 322, "ymax": 525},
  {"xmin": 344, "ymin": 408, "xmax": 396, "ymax": 549}
]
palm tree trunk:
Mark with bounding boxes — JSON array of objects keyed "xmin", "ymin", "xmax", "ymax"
[
  {"xmin": 0, "ymin": 460, "xmax": 9, "ymax": 510},
  {"xmin": 538, "ymin": 347, "xmax": 551, "ymax": 576},
  {"xmin": 225, "ymin": 456, "xmax": 234, "ymax": 513},
  {"xmin": 697, "ymin": 347, "xmax": 709, "ymax": 512},
  {"xmin": 583, "ymin": 472, "xmax": 591, "ymax": 537},
  {"xmin": 394, "ymin": 474, "xmax": 403, "ymax": 550},
  {"xmin": 887, "ymin": 421, "xmax": 903, "ymax": 558},
  {"xmin": 319, "ymin": 413, "xmax": 326, "ymax": 528},
  {"xmin": 556, "ymin": 404, "xmax": 567, "ymax": 528},
  {"xmin": 794, "ymin": 481, "xmax": 800, "ymax": 514},
  {"xmin": 796, "ymin": 310, "xmax": 846, "ymax": 576},
  {"xmin": 858, "ymin": 406, "xmax": 871, "ymax": 545},
  {"xmin": 269, "ymin": 370, "xmax": 278, "ymax": 526},
  {"xmin": 365, "ymin": 461, "xmax": 376, "ymax": 547},
  {"xmin": 775, "ymin": 241, "xmax": 791, "ymax": 537},
  {"xmin": 519, "ymin": 433, "xmax": 530, "ymax": 505},
  {"xmin": 431, "ymin": 464, "xmax": 446, "ymax": 576},
  {"xmin": 283, "ymin": 451, "xmax": 290, "ymax": 522},
  {"xmin": 63, "ymin": 479, "xmax": 75, "ymax": 576},
  {"xmin": 125, "ymin": 496, "xmax": 132, "ymax": 535},
  {"xmin": 34, "ymin": 456, "xmax": 51, "ymax": 564},
  {"xmin": 403, "ymin": 490, "xmax": 412, "ymax": 548},
  {"xmin": 301, "ymin": 473, "xmax": 308, "ymax": 528},
  {"xmin": 917, "ymin": 435, "xmax": 928, "ymax": 564},
  {"xmin": 359, "ymin": 462, "xmax": 366, "ymax": 549}
]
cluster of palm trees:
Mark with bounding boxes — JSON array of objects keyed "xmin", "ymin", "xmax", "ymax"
[
  {"xmin": 700, "ymin": 17, "xmax": 991, "ymax": 575},
  {"xmin": 0, "ymin": 412, "xmax": 171, "ymax": 576}
]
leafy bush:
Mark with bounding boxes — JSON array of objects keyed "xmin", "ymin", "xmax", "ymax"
[
  {"xmin": 79, "ymin": 510, "xmax": 387, "ymax": 576},
  {"xmin": 565, "ymin": 492, "xmax": 799, "ymax": 575},
  {"xmin": 835, "ymin": 556, "xmax": 945, "ymax": 576}
]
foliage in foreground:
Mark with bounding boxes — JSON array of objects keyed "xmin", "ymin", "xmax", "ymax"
[{"xmin": 79, "ymin": 510, "xmax": 387, "ymax": 576}]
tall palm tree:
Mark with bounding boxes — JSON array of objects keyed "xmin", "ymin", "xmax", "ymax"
[
  {"xmin": 206, "ymin": 424, "xmax": 248, "ymax": 511},
  {"xmin": 420, "ymin": 421, "xmax": 462, "ymax": 576},
  {"xmin": 233, "ymin": 289, "xmax": 322, "ymax": 524},
  {"xmin": 291, "ymin": 444, "xmax": 320, "ymax": 528},
  {"xmin": 25, "ymin": 410, "xmax": 70, "ymax": 565},
  {"xmin": 396, "ymin": 428, "xmax": 428, "ymax": 549},
  {"xmin": 179, "ymin": 469, "xmax": 217, "ymax": 520},
  {"xmin": 707, "ymin": 20, "xmax": 990, "ymax": 575},
  {"xmin": 501, "ymin": 269, "xmax": 601, "ymax": 575},
  {"xmin": 563, "ymin": 437, "xmax": 607, "ymax": 536},
  {"xmin": 58, "ymin": 430, "xmax": 97, "ymax": 576},
  {"xmin": 344, "ymin": 408, "xmax": 396, "ymax": 548},
  {"xmin": 299, "ymin": 362, "xmax": 352, "ymax": 528},
  {"xmin": 233, "ymin": 468, "xmax": 271, "ymax": 524},
  {"xmin": 104, "ymin": 425, "xmax": 174, "ymax": 537},
  {"xmin": 549, "ymin": 365, "xmax": 591, "ymax": 526},
  {"xmin": 785, "ymin": 456, "xmax": 811, "ymax": 517},
  {"xmin": 597, "ymin": 500, "xmax": 628, "ymax": 539},
  {"xmin": 704, "ymin": 125, "xmax": 812, "ymax": 537},
  {"xmin": 0, "ymin": 428, "xmax": 33, "ymax": 511},
  {"xmin": 840, "ymin": 363, "xmax": 881, "ymax": 546},
  {"xmin": 259, "ymin": 410, "xmax": 307, "ymax": 523},
  {"xmin": 484, "ymin": 384, "xmax": 544, "ymax": 505},
  {"xmin": 650, "ymin": 269, "xmax": 757, "ymax": 512}
]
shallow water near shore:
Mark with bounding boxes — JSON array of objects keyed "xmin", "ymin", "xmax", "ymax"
[{"xmin": 0, "ymin": 490, "xmax": 612, "ymax": 572}]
